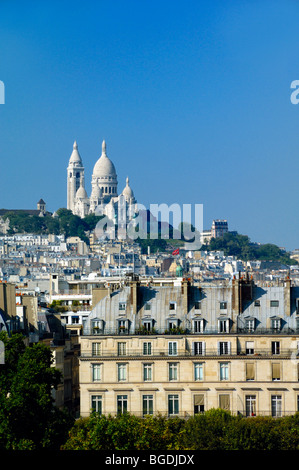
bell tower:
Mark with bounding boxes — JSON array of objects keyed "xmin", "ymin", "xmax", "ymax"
[{"xmin": 67, "ymin": 141, "xmax": 85, "ymax": 212}]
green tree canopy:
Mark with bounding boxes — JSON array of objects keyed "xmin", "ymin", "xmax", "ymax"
[{"xmin": 0, "ymin": 333, "xmax": 73, "ymax": 450}]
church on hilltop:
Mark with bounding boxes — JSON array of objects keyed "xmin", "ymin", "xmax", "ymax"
[{"xmin": 67, "ymin": 140, "xmax": 138, "ymax": 226}]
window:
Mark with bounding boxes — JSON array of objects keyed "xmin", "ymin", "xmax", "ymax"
[
  {"xmin": 118, "ymin": 319, "xmax": 129, "ymax": 334},
  {"xmin": 168, "ymin": 341, "xmax": 178, "ymax": 356},
  {"xmin": 218, "ymin": 341, "xmax": 231, "ymax": 355},
  {"xmin": 246, "ymin": 319, "xmax": 255, "ymax": 333},
  {"xmin": 117, "ymin": 363, "xmax": 127, "ymax": 381},
  {"xmin": 143, "ymin": 342, "xmax": 152, "ymax": 355},
  {"xmin": 194, "ymin": 363, "xmax": 204, "ymax": 381},
  {"xmin": 192, "ymin": 341, "xmax": 206, "ymax": 356},
  {"xmin": 218, "ymin": 319, "xmax": 229, "ymax": 333},
  {"xmin": 91, "ymin": 395, "xmax": 102, "ymax": 414},
  {"xmin": 272, "ymin": 363, "xmax": 281, "ymax": 381},
  {"xmin": 117, "ymin": 395, "xmax": 128, "ymax": 415},
  {"xmin": 194, "ymin": 394, "xmax": 204, "ymax": 414},
  {"xmin": 142, "ymin": 320, "xmax": 153, "ymax": 332},
  {"xmin": 168, "ymin": 394, "xmax": 179, "ymax": 416},
  {"xmin": 270, "ymin": 300, "xmax": 279, "ymax": 308},
  {"xmin": 144, "ymin": 303, "xmax": 151, "ymax": 311},
  {"xmin": 143, "ymin": 395, "xmax": 153, "ymax": 416},
  {"xmin": 271, "ymin": 395, "xmax": 282, "ymax": 417},
  {"xmin": 168, "ymin": 319, "xmax": 178, "ymax": 330},
  {"xmin": 254, "ymin": 300, "xmax": 260, "ymax": 307},
  {"xmin": 220, "ymin": 301, "xmax": 227, "ymax": 310},
  {"xmin": 92, "ymin": 364, "xmax": 102, "ymax": 382},
  {"xmin": 246, "ymin": 363, "xmax": 255, "ymax": 381},
  {"xmin": 143, "ymin": 363, "xmax": 153, "ymax": 381},
  {"xmin": 219, "ymin": 394, "xmax": 230, "ymax": 411},
  {"xmin": 169, "ymin": 363, "xmax": 178, "ymax": 381},
  {"xmin": 220, "ymin": 362, "xmax": 229, "ymax": 381},
  {"xmin": 117, "ymin": 342, "xmax": 126, "ymax": 356},
  {"xmin": 92, "ymin": 320, "xmax": 103, "ymax": 335},
  {"xmin": 119, "ymin": 302, "xmax": 126, "ymax": 311},
  {"xmin": 245, "ymin": 395, "xmax": 256, "ymax": 417},
  {"xmin": 271, "ymin": 318, "xmax": 281, "ymax": 331},
  {"xmin": 92, "ymin": 342, "xmax": 101, "ymax": 356},
  {"xmin": 194, "ymin": 301, "xmax": 201, "ymax": 310},
  {"xmin": 169, "ymin": 301, "xmax": 176, "ymax": 311},
  {"xmin": 246, "ymin": 341, "xmax": 254, "ymax": 355},
  {"xmin": 193, "ymin": 319, "xmax": 204, "ymax": 333},
  {"xmin": 272, "ymin": 341, "xmax": 280, "ymax": 355}
]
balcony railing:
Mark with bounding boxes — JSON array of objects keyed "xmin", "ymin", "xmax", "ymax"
[
  {"xmin": 82, "ymin": 327, "xmax": 299, "ymax": 337},
  {"xmin": 80, "ymin": 348, "xmax": 298, "ymax": 359}
]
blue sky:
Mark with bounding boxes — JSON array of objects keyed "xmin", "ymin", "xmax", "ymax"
[{"xmin": 0, "ymin": 0, "xmax": 299, "ymax": 250}]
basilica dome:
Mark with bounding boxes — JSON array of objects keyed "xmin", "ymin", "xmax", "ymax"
[
  {"xmin": 92, "ymin": 140, "xmax": 117, "ymax": 179},
  {"xmin": 76, "ymin": 185, "xmax": 88, "ymax": 200}
]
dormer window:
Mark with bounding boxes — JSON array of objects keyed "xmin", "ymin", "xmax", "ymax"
[
  {"xmin": 92, "ymin": 319, "xmax": 104, "ymax": 335},
  {"xmin": 193, "ymin": 319, "xmax": 204, "ymax": 333},
  {"xmin": 218, "ymin": 318, "xmax": 230, "ymax": 333},
  {"xmin": 271, "ymin": 317, "xmax": 281, "ymax": 331},
  {"xmin": 245, "ymin": 317, "xmax": 255, "ymax": 333},
  {"xmin": 118, "ymin": 319, "xmax": 129, "ymax": 334}
]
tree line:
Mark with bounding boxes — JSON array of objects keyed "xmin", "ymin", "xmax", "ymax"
[
  {"xmin": 202, "ymin": 232, "xmax": 297, "ymax": 265},
  {"xmin": 2, "ymin": 209, "xmax": 103, "ymax": 245}
]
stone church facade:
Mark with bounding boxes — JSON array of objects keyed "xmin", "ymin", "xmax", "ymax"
[{"xmin": 67, "ymin": 140, "xmax": 138, "ymax": 227}]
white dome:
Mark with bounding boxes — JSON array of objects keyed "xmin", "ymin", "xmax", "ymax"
[
  {"xmin": 69, "ymin": 141, "xmax": 82, "ymax": 164},
  {"xmin": 92, "ymin": 140, "xmax": 117, "ymax": 178},
  {"xmin": 76, "ymin": 185, "xmax": 88, "ymax": 200},
  {"xmin": 122, "ymin": 177, "xmax": 134, "ymax": 199},
  {"xmin": 91, "ymin": 184, "xmax": 102, "ymax": 199}
]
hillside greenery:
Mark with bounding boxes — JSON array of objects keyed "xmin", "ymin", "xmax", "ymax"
[
  {"xmin": 1, "ymin": 208, "xmax": 104, "ymax": 245},
  {"xmin": 1, "ymin": 209, "xmax": 296, "ymax": 264},
  {"xmin": 201, "ymin": 232, "xmax": 297, "ymax": 265}
]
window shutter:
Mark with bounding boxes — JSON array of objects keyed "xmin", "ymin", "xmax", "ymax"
[
  {"xmin": 202, "ymin": 341, "xmax": 206, "ymax": 355},
  {"xmin": 219, "ymin": 394, "xmax": 230, "ymax": 410},
  {"xmin": 246, "ymin": 363, "xmax": 255, "ymax": 380},
  {"xmin": 272, "ymin": 363, "xmax": 281, "ymax": 380},
  {"xmin": 228, "ymin": 341, "xmax": 231, "ymax": 354},
  {"xmin": 194, "ymin": 394, "xmax": 204, "ymax": 406},
  {"xmin": 192, "ymin": 342, "xmax": 195, "ymax": 356}
]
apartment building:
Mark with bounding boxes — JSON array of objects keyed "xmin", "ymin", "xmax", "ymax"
[{"xmin": 79, "ymin": 274, "xmax": 299, "ymax": 418}]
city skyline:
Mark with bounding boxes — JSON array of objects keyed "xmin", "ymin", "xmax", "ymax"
[{"xmin": 0, "ymin": 1, "xmax": 299, "ymax": 250}]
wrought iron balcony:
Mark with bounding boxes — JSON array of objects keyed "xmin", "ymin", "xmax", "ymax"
[{"xmin": 80, "ymin": 347, "xmax": 297, "ymax": 359}]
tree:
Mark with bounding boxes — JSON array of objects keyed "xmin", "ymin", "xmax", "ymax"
[{"xmin": 0, "ymin": 333, "xmax": 73, "ymax": 450}]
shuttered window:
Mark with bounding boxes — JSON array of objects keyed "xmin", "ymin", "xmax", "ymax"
[
  {"xmin": 272, "ymin": 363, "xmax": 281, "ymax": 381},
  {"xmin": 219, "ymin": 394, "xmax": 230, "ymax": 410},
  {"xmin": 246, "ymin": 363, "xmax": 255, "ymax": 381}
]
